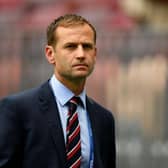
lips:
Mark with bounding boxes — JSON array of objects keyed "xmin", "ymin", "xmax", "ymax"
[{"xmin": 72, "ymin": 63, "xmax": 88, "ymax": 68}]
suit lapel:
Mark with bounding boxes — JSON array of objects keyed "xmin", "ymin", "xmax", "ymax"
[
  {"xmin": 38, "ymin": 81, "xmax": 66, "ymax": 167},
  {"xmin": 86, "ymin": 97, "xmax": 103, "ymax": 168},
  {"xmin": 38, "ymin": 82, "xmax": 104, "ymax": 168}
]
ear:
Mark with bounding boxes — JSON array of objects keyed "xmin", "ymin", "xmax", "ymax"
[
  {"xmin": 45, "ymin": 45, "xmax": 56, "ymax": 65},
  {"xmin": 94, "ymin": 47, "xmax": 97, "ymax": 61}
]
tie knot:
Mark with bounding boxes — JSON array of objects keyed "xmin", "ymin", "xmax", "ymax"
[
  {"xmin": 70, "ymin": 96, "xmax": 80, "ymax": 105},
  {"xmin": 68, "ymin": 97, "xmax": 81, "ymax": 113}
]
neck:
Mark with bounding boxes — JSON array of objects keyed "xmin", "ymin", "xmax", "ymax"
[
  {"xmin": 69, "ymin": 81, "xmax": 85, "ymax": 95},
  {"xmin": 55, "ymin": 75, "xmax": 86, "ymax": 95}
]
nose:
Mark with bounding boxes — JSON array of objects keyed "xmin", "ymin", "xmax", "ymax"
[{"xmin": 76, "ymin": 45, "xmax": 85, "ymax": 59}]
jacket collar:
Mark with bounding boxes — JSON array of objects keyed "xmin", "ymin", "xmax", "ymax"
[{"xmin": 38, "ymin": 81, "xmax": 103, "ymax": 168}]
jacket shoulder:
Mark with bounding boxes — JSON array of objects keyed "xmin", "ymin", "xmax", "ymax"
[
  {"xmin": 87, "ymin": 96, "xmax": 115, "ymax": 121},
  {"xmin": 0, "ymin": 81, "xmax": 49, "ymax": 107}
]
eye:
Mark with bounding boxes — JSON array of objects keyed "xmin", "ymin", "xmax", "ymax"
[
  {"xmin": 82, "ymin": 43, "xmax": 94, "ymax": 50},
  {"xmin": 65, "ymin": 44, "xmax": 77, "ymax": 49}
]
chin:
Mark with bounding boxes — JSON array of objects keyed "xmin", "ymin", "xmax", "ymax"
[{"xmin": 72, "ymin": 73, "xmax": 87, "ymax": 79}]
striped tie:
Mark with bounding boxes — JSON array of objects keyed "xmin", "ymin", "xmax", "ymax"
[{"xmin": 66, "ymin": 97, "xmax": 81, "ymax": 168}]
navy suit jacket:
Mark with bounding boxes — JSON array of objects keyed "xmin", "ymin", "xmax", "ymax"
[{"xmin": 0, "ymin": 81, "xmax": 116, "ymax": 168}]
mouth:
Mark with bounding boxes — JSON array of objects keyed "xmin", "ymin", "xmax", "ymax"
[{"xmin": 72, "ymin": 63, "xmax": 88, "ymax": 68}]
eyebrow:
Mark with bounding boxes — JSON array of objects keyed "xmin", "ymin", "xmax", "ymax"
[{"xmin": 64, "ymin": 41, "xmax": 94, "ymax": 46}]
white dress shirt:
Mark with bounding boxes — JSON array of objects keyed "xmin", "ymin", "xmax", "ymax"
[{"xmin": 49, "ymin": 75, "xmax": 90, "ymax": 168}]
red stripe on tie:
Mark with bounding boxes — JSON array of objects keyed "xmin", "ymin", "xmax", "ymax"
[
  {"xmin": 69, "ymin": 124, "xmax": 80, "ymax": 143},
  {"xmin": 67, "ymin": 140, "xmax": 81, "ymax": 160},
  {"xmin": 67, "ymin": 113, "xmax": 78, "ymax": 131},
  {"xmin": 71, "ymin": 156, "xmax": 81, "ymax": 168},
  {"xmin": 66, "ymin": 96, "xmax": 81, "ymax": 168}
]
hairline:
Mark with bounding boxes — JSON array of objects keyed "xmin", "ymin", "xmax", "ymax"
[
  {"xmin": 47, "ymin": 15, "xmax": 97, "ymax": 46},
  {"xmin": 54, "ymin": 24, "xmax": 96, "ymax": 45}
]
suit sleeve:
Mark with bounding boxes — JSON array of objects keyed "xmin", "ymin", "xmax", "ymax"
[{"xmin": 0, "ymin": 98, "xmax": 23, "ymax": 167}]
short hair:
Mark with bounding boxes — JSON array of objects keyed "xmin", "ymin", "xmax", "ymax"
[{"xmin": 46, "ymin": 14, "xmax": 97, "ymax": 46}]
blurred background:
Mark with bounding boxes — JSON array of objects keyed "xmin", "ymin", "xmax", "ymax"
[{"xmin": 0, "ymin": 0, "xmax": 168, "ymax": 167}]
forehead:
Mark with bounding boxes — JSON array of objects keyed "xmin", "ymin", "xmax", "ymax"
[{"xmin": 55, "ymin": 24, "xmax": 95, "ymax": 43}]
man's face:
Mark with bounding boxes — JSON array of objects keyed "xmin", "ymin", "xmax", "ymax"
[{"xmin": 49, "ymin": 24, "xmax": 97, "ymax": 83}]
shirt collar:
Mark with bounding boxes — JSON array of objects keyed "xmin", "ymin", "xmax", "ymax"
[{"xmin": 49, "ymin": 75, "xmax": 86, "ymax": 108}]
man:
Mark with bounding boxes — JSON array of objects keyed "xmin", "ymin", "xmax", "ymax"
[{"xmin": 0, "ymin": 14, "xmax": 116, "ymax": 168}]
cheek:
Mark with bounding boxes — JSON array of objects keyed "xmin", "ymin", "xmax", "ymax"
[
  {"xmin": 55, "ymin": 51, "xmax": 73, "ymax": 68},
  {"xmin": 58, "ymin": 58, "xmax": 70, "ymax": 70}
]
